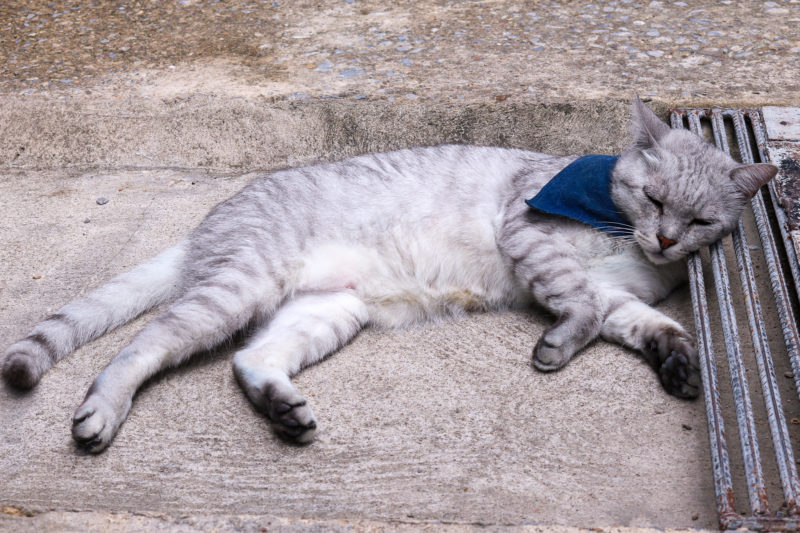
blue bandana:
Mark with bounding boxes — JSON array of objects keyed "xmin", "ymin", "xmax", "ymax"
[{"xmin": 525, "ymin": 155, "xmax": 630, "ymax": 236}]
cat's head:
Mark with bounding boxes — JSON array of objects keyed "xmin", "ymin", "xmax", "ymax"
[{"xmin": 611, "ymin": 97, "xmax": 778, "ymax": 265}]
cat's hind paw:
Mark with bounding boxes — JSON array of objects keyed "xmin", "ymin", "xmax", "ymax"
[
  {"xmin": 263, "ymin": 384, "xmax": 317, "ymax": 444},
  {"xmin": 643, "ymin": 328, "xmax": 701, "ymax": 399},
  {"xmin": 72, "ymin": 393, "xmax": 130, "ymax": 453}
]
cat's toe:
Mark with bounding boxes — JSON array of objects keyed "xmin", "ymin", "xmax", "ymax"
[{"xmin": 72, "ymin": 395, "xmax": 127, "ymax": 453}]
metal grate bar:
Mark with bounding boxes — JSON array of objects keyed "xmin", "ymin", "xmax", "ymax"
[
  {"xmin": 672, "ymin": 107, "xmax": 800, "ymax": 530},
  {"xmin": 747, "ymin": 113, "xmax": 800, "ymax": 413},
  {"xmin": 669, "ymin": 111, "xmax": 738, "ymax": 521},
  {"xmin": 686, "ymin": 110, "xmax": 769, "ymax": 515},
  {"xmin": 750, "ymin": 116, "xmax": 800, "ymax": 297},
  {"xmin": 688, "ymin": 249, "xmax": 738, "ymax": 518}
]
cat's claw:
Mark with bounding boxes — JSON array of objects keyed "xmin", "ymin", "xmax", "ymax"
[
  {"xmin": 72, "ymin": 394, "xmax": 129, "ymax": 453},
  {"xmin": 643, "ymin": 328, "xmax": 701, "ymax": 399}
]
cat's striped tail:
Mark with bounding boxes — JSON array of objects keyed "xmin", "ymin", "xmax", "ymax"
[{"xmin": 2, "ymin": 242, "xmax": 187, "ymax": 389}]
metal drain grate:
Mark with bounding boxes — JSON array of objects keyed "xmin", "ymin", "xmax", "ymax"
[{"xmin": 671, "ymin": 107, "xmax": 800, "ymax": 531}]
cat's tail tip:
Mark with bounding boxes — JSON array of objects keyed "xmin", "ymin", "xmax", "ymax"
[{"xmin": 1, "ymin": 351, "xmax": 43, "ymax": 390}]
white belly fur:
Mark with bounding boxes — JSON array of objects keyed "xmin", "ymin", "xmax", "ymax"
[{"xmin": 293, "ymin": 221, "xmax": 523, "ymax": 328}]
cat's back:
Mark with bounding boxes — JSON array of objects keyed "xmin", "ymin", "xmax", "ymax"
[
  {"xmin": 194, "ymin": 145, "xmax": 567, "ymax": 248},
  {"xmin": 252, "ymin": 144, "xmax": 560, "ymax": 214}
]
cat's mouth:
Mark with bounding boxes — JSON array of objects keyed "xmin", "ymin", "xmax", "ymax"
[{"xmin": 636, "ymin": 232, "xmax": 685, "ymax": 264}]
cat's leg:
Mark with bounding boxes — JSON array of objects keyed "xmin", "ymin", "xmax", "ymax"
[
  {"xmin": 2, "ymin": 243, "xmax": 186, "ymax": 389},
  {"xmin": 72, "ymin": 278, "xmax": 272, "ymax": 452},
  {"xmin": 512, "ymin": 238, "xmax": 604, "ymax": 371},
  {"xmin": 233, "ymin": 291, "xmax": 368, "ymax": 443},
  {"xmin": 601, "ymin": 297, "xmax": 700, "ymax": 399}
]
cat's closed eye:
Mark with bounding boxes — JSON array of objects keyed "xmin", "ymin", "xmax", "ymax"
[
  {"xmin": 691, "ymin": 218, "xmax": 713, "ymax": 227},
  {"xmin": 644, "ymin": 191, "xmax": 663, "ymax": 213}
]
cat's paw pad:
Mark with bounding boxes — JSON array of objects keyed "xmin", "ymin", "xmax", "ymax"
[
  {"xmin": 264, "ymin": 387, "xmax": 317, "ymax": 444},
  {"xmin": 659, "ymin": 350, "xmax": 700, "ymax": 399},
  {"xmin": 2, "ymin": 351, "xmax": 42, "ymax": 390},
  {"xmin": 72, "ymin": 395, "xmax": 127, "ymax": 453},
  {"xmin": 644, "ymin": 328, "xmax": 700, "ymax": 399},
  {"xmin": 532, "ymin": 336, "xmax": 570, "ymax": 372}
]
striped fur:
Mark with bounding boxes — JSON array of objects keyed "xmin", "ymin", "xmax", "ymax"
[{"xmin": 2, "ymin": 99, "xmax": 777, "ymax": 451}]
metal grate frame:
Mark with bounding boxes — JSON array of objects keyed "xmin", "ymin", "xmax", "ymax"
[{"xmin": 671, "ymin": 108, "xmax": 800, "ymax": 531}]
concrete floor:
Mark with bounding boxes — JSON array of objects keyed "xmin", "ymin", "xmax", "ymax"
[
  {"xmin": 2, "ymin": 0, "xmax": 799, "ymax": 105},
  {"xmin": 0, "ymin": 165, "xmax": 714, "ymax": 529},
  {"xmin": 2, "ymin": 1, "xmax": 799, "ymax": 531}
]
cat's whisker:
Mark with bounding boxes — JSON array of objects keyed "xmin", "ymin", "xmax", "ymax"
[
  {"xmin": 593, "ymin": 229, "xmax": 638, "ymax": 245},
  {"xmin": 593, "ymin": 225, "xmax": 636, "ymax": 236},
  {"xmin": 596, "ymin": 229, "xmax": 636, "ymax": 236},
  {"xmin": 597, "ymin": 221, "xmax": 636, "ymax": 230},
  {"xmin": 596, "ymin": 228, "xmax": 635, "ymax": 235}
]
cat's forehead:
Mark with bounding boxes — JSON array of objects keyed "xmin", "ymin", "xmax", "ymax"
[
  {"xmin": 661, "ymin": 129, "xmax": 732, "ymax": 166},
  {"xmin": 652, "ymin": 131, "xmax": 736, "ymax": 183}
]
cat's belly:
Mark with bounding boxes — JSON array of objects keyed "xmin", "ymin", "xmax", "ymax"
[{"xmin": 292, "ymin": 237, "xmax": 523, "ymax": 328}]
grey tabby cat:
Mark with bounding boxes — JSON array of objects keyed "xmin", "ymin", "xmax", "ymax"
[{"xmin": 2, "ymin": 99, "xmax": 777, "ymax": 452}]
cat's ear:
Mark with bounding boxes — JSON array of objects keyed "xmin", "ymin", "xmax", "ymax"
[
  {"xmin": 730, "ymin": 163, "xmax": 778, "ymax": 198},
  {"xmin": 631, "ymin": 96, "xmax": 671, "ymax": 149}
]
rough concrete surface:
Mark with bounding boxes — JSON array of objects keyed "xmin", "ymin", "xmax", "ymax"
[
  {"xmin": 0, "ymin": 511, "xmax": 718, "ymax": 533},
  {"xmin": 0, "ymin": 98, "xmax": 639, "ymax": 171},
  {"xmin": 2, "ymin": 0, "xmax": 799, "ymax": 531},
  {"xmin": 2, "ymin": 0, "xmax": 799, "ymax": 105}
]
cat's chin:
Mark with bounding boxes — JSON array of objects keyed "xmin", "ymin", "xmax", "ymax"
[{"xmin": 643, "ymin": 249, "xmax": 683, "ymax": 265}]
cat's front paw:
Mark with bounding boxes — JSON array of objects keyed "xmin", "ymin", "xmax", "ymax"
[
  {"xmin": 532, "ymin": 311, "xmax": 601, "ymax": 372},
  {"xmin": 72, "ymin": 393, "xmax": 131, "ymax": 453},
  {"xmin": 263, "ymin": 383, "xmax": 317, "ymax": 444},
  {"xmin": 644, "ymin": 328, "xmax": 701, "ymax": 399},
  {"xmin": 532, "ymin": 336, "xmax": 572, "ymax": 371}
]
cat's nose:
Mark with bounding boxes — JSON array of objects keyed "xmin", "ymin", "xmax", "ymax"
[{"xmin": 657, "ymin": 234, "xmax": 677, "ymax": 250}]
